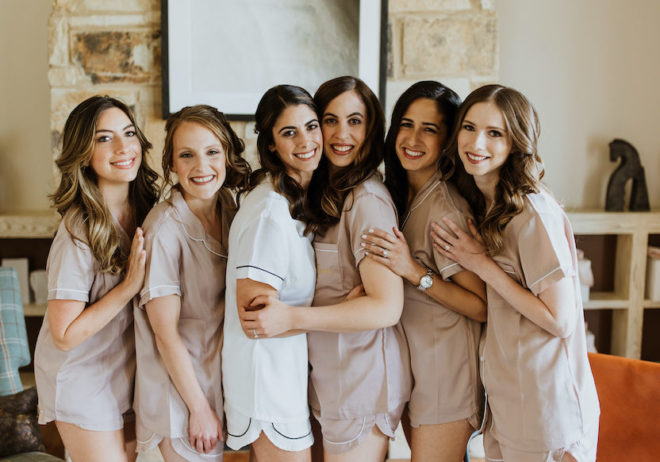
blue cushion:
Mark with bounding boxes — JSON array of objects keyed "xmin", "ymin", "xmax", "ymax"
[{"xmin": 0, "ymin": 267, "xmax": 30, "ymax": 396}]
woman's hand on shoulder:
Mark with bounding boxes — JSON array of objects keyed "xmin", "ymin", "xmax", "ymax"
[
  {"xmin": 361, "ymin": 227, "xmax": 420, "ymax": 283},
  {"xmin": 188, "ymin": 403, "xmax": 223, "ymax": 454},
  {"xmin": 118, "ymin": 227, "xmax": 146, "ymax": 297},
  {"xmin": 431, "ymin": 218, "xmax": 490, "ymax": 275}
]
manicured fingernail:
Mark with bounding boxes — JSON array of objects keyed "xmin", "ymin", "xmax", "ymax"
[
  {"xmin": 361, "ymin": 234, "xmax": 366, "ymax": 239},
  {"xmin": 368, "ymin": 228, "xmax": 374, "ymax": 233},
  {"xmin": 360, "ymin": 242, "xmax": 365, "ymax": 247}
]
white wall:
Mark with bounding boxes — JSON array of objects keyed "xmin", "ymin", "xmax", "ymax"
[
  {"xmin": 0, "ymin": 0, "xmax": 52, "ymax": 213},
  {"xmin": 497, "ymin": 0, "xmax": 660, "ymax": 208}
]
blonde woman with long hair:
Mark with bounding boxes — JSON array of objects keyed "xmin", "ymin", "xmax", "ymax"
[{"xmin": 34, "ymin": 95, "xmax": 158, "ymax": 462}]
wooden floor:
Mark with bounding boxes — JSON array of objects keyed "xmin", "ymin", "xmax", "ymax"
[{"xmin": 223, "ymin": 452, "xmax": 250, "ymax": 462}]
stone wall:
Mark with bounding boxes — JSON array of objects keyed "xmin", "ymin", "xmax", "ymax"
[
  {"xmin": 387, "ymin": 0, "xmax": 497, "ymax": 108},
  {"xmin": 48, "ymin": 0, "xmax": 163, "ymax": 170},
  {"xmin": 48, "ymin": 0, "xmax": 498, "ymax": 171}
]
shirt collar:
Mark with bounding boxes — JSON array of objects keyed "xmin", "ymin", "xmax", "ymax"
[
  {"xmin": 402, "ymin": 170, "xmax": 443, "ymax": 227},
  {"xmin": 170, "ymin": 189, "xmax": 224, "ymax": 257}
]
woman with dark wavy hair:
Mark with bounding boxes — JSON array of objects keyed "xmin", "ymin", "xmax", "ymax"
[
  {"xmin": 239, "ymin": 76, "xmax": 410, "ymax": 462},
  {"xmin": 362, "ymin": 81, "xmax": 486, "ymax": 461},
  {"xmin": 431, "ymin": 84, "xmax": 599, "ymax": 461},
  {"xmin": 134, "ymin": 105, "xmax": 250, "ymax": 462},
  {"xmin": 222, "ymin": 85, "xmax": 322, "ymax": 461},
  {"xmin": 34, "ymin": 95, "xmax": 158, "ymax": 462}
]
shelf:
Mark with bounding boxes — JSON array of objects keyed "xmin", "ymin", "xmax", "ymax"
[
  {"xmin": 567, "ymin": 210, "xmax": 660, "ymax": 358},
  {"xmin": 567, "ymin": 209, "xmax": 660, "ymax": 234},
  {"xmin": 583, "ymin": 292, "xmax": 629, "ymax": 310},
  {"xmin": 23, "ymin": 302, "xmax": 47, "ymax": 317},
  {"xmin": 0, "ymin": 212, "xmax": 59, "ymax": 238}
]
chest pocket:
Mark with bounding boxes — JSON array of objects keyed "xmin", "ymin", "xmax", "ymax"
[{"xmin": 313, "ymin": 242, "xmax": 343, "ymax": 298}]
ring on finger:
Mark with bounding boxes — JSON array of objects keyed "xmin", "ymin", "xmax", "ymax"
[
  {"xmin": 383, "ymin": 249, "xmax": 389, "ymax": 258},
  {"xmin": 252, "ymin": 328, "xmax": 259, "ymax": 339},
  {"xmin": 444, "ymin": 244, "xmax": 451, "ymax": 251}
]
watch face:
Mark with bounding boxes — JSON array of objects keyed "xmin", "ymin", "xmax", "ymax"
[{"xmin": 420, "ymin": 274, "xmax": 433, "ymax": 289}]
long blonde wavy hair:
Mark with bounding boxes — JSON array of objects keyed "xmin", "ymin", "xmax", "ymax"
[
  {"xmin": 443, "ymin": 84, "xmax": 544, "ymax": 254},
  {"xmin": 50, "ymin": 96, "xmax": 159, "ymax": 274}
]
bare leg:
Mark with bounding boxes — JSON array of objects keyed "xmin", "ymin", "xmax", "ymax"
[
  {"xmin": 410, "ymin": 419, "xmax": 472, "ymax": 462},
  {"xmin": 158, "ymin": 438, "xmax": 189, "ymax": 462},
  {"xmin": 324, "ymin": 426, "xmax": 388, "ymax": 462},
  {"xmin": 125, "ymin": 439, "xmax": 137, "ymax": 462},
  {"xmin": 56, "ymin": 421, "xmax": 128, "ymax": 462},
  {"xmin": 252, "ymin": 432, "xmax": 311, "ymax": 462}
]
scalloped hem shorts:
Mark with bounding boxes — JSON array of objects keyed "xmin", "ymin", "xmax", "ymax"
[
  {"xmin": 225, "ymin": 408, "xmax": 313, "ymax": 452},
  {"xmin": 313, "ymin": 404, "xmax": 404, "ymax": 454},
  {"xmin": 483, "ymin": 423, "xmax": 598, "ymax": 462}
]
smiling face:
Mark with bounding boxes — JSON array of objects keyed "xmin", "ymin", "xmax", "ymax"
[
  {"xmin": 457, "ymin": 101, "xmax": 513, "ymax": 188},
  {"xmin": 270, "ymin": 104, "xmax": 322, "ymax": 188},
  {"xmin": 171, "ymin": 121, "xmax": 226, "ymax": 205},
  {"xmin": 320, "ymin": 90, "xmax": 367, "ymax": 168},
  {"xmin": 89, "ymin": 107, "xmax": 142, "ymax": 191},
  {"xmin": 395, "ymin": 97, "xmax": 447, "ymax": 182}
]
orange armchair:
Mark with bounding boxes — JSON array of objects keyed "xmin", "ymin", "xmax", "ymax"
[{"xmin": 588, "ymin": 352, "xmax": 660, "ymax": 461}]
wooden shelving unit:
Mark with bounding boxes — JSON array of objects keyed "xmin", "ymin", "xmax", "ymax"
[
  {"xmin": 567, "ymin": 209, "xmax": 660, "ymax": 359},
  {"xmin": 2, "ymin": 211, "xmax": 659, "ymax": 359}
]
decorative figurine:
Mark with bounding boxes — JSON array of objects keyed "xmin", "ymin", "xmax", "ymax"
[{"xmin": 605, "ymin": 138, "xmax": 650, "ymax": 211}]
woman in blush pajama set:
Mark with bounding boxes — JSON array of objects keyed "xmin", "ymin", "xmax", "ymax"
[
  {"xmin": 134, "ymin": 105, "xmax": 251, "ymax": 461},
  {"xmin": 362, "ymin": 81, "xmax": 487, "ymax": 462},
  {"xmin": 35, "ymin": 95, "xmax": 158, "ymax": 462},
  {"xmin": 431, "ymin": 84, "xmax": 600, "ymax": 462}
]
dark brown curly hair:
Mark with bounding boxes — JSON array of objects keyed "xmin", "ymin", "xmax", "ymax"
[
  {"xmin": 306, "ymin": 76, "xmax": 385, "ymax": 236},
  {"xmin": 243, "ymin": 85, "xmax": 318, "ymax": 225},
  {"xmin": 383, "ymin": 80, "xmax": 461, "ymax": 219}
]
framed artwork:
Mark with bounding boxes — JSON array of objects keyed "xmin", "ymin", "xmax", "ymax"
[{"xmin": 162, "ymin": 0, "xmax": 388, "ymax": 120}]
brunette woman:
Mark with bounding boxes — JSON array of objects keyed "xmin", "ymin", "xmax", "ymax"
[
  {"xmin": 240, "ymin": 76, "xmax": 410, "ymax": 462},
  {"xmin": 361, "ymin": 81, "xmax": 487, "ymax": 462},
  {"xmin": 222, "ymin": 85, "xmax": 322, "ymax": 461}
]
